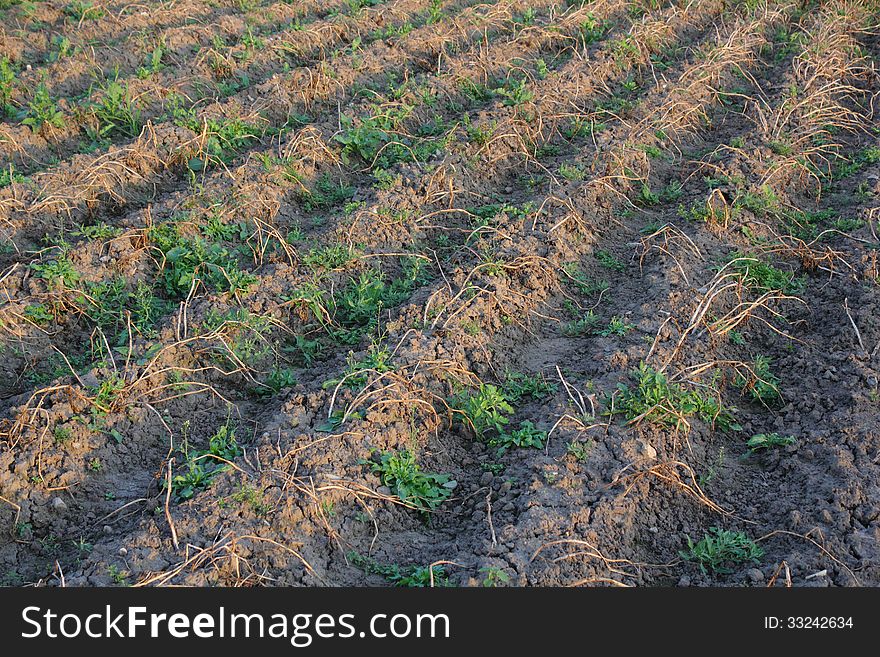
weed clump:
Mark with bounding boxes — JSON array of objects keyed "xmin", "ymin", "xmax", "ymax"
[
  {"xmin": 348, "ymin": 551, "xmax": 449, "ymax": 587},
  {"xmin": 366, "ymin": 449, "xmax": 456, "ymax": 512},
  {"xmin": 610, "ymin": 363, "xmax": 736, "ymax": 431},
  {"xmin": 452, "ymin": 384, "xmax": 514, "ymax": 440},
  {"xmin": 167, "ymin": 425, "xmax": 242, "ymax": 501},
  {"xmin": 681, "ymin": 527, "xmax": 763, "ymax": 574},
  {"xmin": 747, "ymin": 432, "xmax": 795, "ymax": 452}
]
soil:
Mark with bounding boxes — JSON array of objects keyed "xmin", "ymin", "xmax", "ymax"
[{"xmin": 0, "ymin": 0, "xmax": 878, "ymax": 588}]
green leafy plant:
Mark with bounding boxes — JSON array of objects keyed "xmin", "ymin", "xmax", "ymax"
[
  {"xmin": 494, "ymin": 76, "xmax": 533, "ymax": 106},
  {"xmin": 0, "ymin": 56, "xmax": 16, "ymax": 118},
  {"xmin": 610, "ymin": 363, "xmax": 735, "ymax": 431},
  {"xmin": 229, "ymin": 485, "xmax": 270, "ymax": 515},
  {"xmin": 90, "ymin": 80, "xmax": 142, "ymax": 138},
  {"xmin": 489, "ymin": 421, "xmax": 546, "ymax": 454},
  {"xmin": 480, "ymin": 566, "xmax": 510, "ymax": 587},
  {"xmin": 150, "ymin": 223, "xmax": 255, "ymax": 297},
  {"xmin": 0, "ymin": 163, "xmax": 24, "ymax": 187},
  {"xmin": 366, "ymin": 449, "xmax": 456, "ymax": 512},
  {"xmin": 91, "ymin": 374, "xmax": 126, "ymax": 415},
  {"xmin": 562, "ymin": 262, "xmax": 609, "ymax": 296},
  {"xmin": 595, "ymin": 249, "xmax": 625, "ymax": 271},
  {"xmin": 728, "ymin": 255, "xmax": 804, "ymax": 294},
  {"xmin": 65, "ymin": 1, "xmax": 105, "ymax": 21},
  {"xmin": 334, "ymin": 103, "xmax": 446, "ymax": 170},
  {"xmin": 302, "ymin": 244, "xmax": 356, "ymax": 271},
  {"xmin": 107, "ymin": 565, "xmax": 128, "ymax": 585},
  {"xmin": 30, "ymin": 257, "xmax": 79, "ymax": 289},
  {"xmin": 49, "ymin": 36, "xmax": 76, "ymax": 62},
  {"xmin": 22, "ymin": 84, "xmax": 65, "ymax": 131},
  {"xmin": 579, "ymin": 13, "xmax": 608, "ymax": 44},
  {"xmin": 175, "ymin": 115, "xmax": 263, "ymax": 170},
  {"xmin": 167, "ymin": 425, "xmax": 242, "ymax": 501},
  {"xmin": 566, "ymin": 440, "xmax": 591, "ymax": 462},
  {"xmin": 348, "ymin": 551, "xmax": 449, "ymax": 587},
  {"xmin": 734, "ymin": 356, "xmax": 781, "ymax": 405},
  {"xmin": 502, "ymin": 371, "xmax": 557, "ymax": 403},
  {"xmin": 73, "ymin": 222, "xmax": 123, "ymax": 240},
  {"xmin": 452, "ymin": 384, "xmax": 514, "ymax": 440},
  {"xmin": 329, "ymin": 341, "xmax": 393, "ymax": 389},
  {"xmin": 680, "ymin": 527, "xmax": 763, "ymax": 574},
  {"xmin": 599, "ymin": 315, "xmax": 635, "ymax": 337},
  {"xmin": 563, "ymin": 310, "xmax": 601, "ymax": 337},
  {"xmin": 293, "ymin": 172, "xmax": 354, "ymax": 211},
  {"xmin": 137, "ymin": 43, "xmax": 167, "ymax": 78},
  {"xmin": 559, "ymin": 162, "xmax": 586, "ymax": 181},
  {"xmin": 24, "ymin": 304, "xmax": 54, "ymax": 326},
  {"xmin": 747, "ymin": 432, "xmax": 796, "ymax": 452}
]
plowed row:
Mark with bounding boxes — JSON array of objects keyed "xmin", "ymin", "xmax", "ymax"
[{"xmin": 1, "ymin": 0, "xmax": 878, "ymax": 587}]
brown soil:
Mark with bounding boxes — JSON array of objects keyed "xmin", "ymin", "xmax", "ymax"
[{"xmin": 0, "ymin": 0, "xmax": 878, "ymax": 588}]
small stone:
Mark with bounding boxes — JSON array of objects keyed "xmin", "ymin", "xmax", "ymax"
[
  {"xmin": 376, "ymin": 486, "xmax": 391, "ymax": 496},
  {"xmin": 746, "ymin": 568, "xmax": 764, "ymax": 584},
  {"xmin": 118, "ymin": 547, "xmax": 128, "ymax": 557},
  {"xmin": 678, "ymin": 575, "xmax": 691, "ymax": 587},
  {"xmin": 499, "ymin": 481, "xmax": 512, "ymax": 494},
  {"xmin": 639, "ymin": 441, "xmax": 657, "ymax": 460},
  {"xmin": 479, "ymin": 471, "xmax": 494, "ymax": 486},
  {"xmin": 51, "ymin": 497, "xmax": 67, "ymax": 511},
  {"xmin": 103, "ymin": 525, "xmax": 113, "ymax": 535}
]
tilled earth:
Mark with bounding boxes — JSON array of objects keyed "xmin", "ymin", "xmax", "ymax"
[{"xmin": 0, "ymin": 0, "xmax": 879, "ymax": 587}]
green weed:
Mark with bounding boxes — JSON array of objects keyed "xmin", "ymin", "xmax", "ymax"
[
  {"xmin": 680, "ymin": 527, "xmax": 763, "ymax": 574},
  {"xmin": 23, "ymin": 84, "xmax": 65, "ymax": 131},
  {"xmin": 502, "ymin": 371, "xmax": 557, "ymax": 403},
  {"xmin": 610, "ymin": 363, "xmax": 735, "ymax": 431},
  {"xmin": 599, "ymin": 315, "xmax": 635, "ymax": 337},
  {"xmin": 90, "ymin": 80, "xmax": 142, "ymax": 139},
  {"xmin": 562, "ymin": 310, "xmax": 601, "ymax": 336},
  {"xmin": 64, "ymin": 1, "xmax": 104, "ymax": 21},
  {"xmin": 293, "ymin": 172, "xmax": 354, "ymax": 211},
  {"xmin": 451, "ymin": 384, "xmax": 514, "ymax": 440},
  {"xmin": 595, "ymin": 249, "xmax": 625, "ymax": 271},
  {"xmin": 728, "ymin": 254, "xmax": 805, "ymax": 294},
  {"xmin": 366, "ymin": 449, "xmax": 456, "ymax": 512},
  {"xmin": 489, "ymin": 421, "xmax": 546, "ymax": 454},
  {"xmin": 150, "ymin": 223, "xmax": 255, "ymax": 297},
  {"xmin": 747, "ymin": 432, "xmax": 795, "ymax": 452},
  {"xmin": 734, "ymin": 356, "xmax": 781, "ymax": 405},
  {"xmin": 348, "ymin": 551, "xmax": 449, "ymax": 587},
  {"xmin": 0, "ymin": 57, "xmax": 16, "ymax": 118},
  {"xmin": 167, "ymin": 425, "xmax": 242, "ymax": 501}
]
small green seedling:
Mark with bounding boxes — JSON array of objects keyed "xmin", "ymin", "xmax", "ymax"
[
  {"xmin": 480, "ymin": 566, "xmax": 510, "ymax": 587},
  {"xmin": 747, "ymin": 432, "xmax": 796, "ymax": 452},
  {"xmin": 734, "ymin": 356, "xmax": 781, "ymax": 405},
  {"xmin": 348, "ymin": 551, "xmax": 449, "ymax": 587}
]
